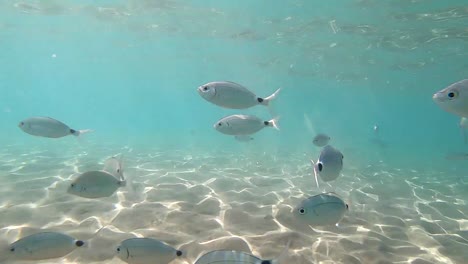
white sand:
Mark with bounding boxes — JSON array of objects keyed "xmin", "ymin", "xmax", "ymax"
[{"xmin": 0, "ymin": 144, "xmax": 467, "ymax": 264}]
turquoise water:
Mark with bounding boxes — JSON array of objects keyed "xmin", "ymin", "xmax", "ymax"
[{"xmin": 1, "ymin": 1, "xmax": 468, "ymax": 264}]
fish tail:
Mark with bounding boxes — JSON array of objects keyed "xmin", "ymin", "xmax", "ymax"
[
  {"xmin": 260, "ymin": 88, "xmax": 281, "ymax": 106},
  {"xmin": 267, "ymin": 116, "xmax": 280, "ymax": 130},
  {"xmin": 71, "ymin": 129, "xmax": 94, "ymax": 137}
]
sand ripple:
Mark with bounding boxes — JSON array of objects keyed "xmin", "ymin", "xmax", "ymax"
[{"xmin": 0, "ymin": 145, "xmax": 467, "ymax": 263}]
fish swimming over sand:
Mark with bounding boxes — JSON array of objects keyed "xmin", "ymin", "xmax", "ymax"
[
  {"xmin": 68, "ymin": 155, "xmax": 126, "ymax": 198},
  {"xmin": 311, "ymin": 145, "xmax": 343, "ymax": 189},
  {"xmin": 294, "ymin": 192, "xmax": 348, "ymax": 226},
  {"xmin": 103, "ymin": 155, "xmax": 124, "ymax": 179},
  {"xmin": 312, "ymin": 133, "xmax": 330, "ymax": 147},
  {"xmin": 116, "ymin": 238, "xmax": 183, "ymax": 264},
  {"xmin": 194, "ymin": 239, "xmax": 290, "ymax": 264},
  {"xmin": 8, "ymin": 232, "xmax": 84, "ymax": 261},
  {"xmin": 194, "ymin": 250, "xmax": 266, "ymax": 264},
  {"xmin": 214, "ymin": 114, "xmax": 279, "ymax": 137},
  {"xmin": 197, "ymin": 81, "xmax": 280, "ymax": 109},
  {"xmin": 433, "ymin": 79, "xmax": 468, "ymax": 117},
  {"xmin": 68, "ymin": 170, "xmax": 126, "ymax": 199},
  {"xmin": 18, "ymin": 116, "xmax": 92, "ymax": 138}
]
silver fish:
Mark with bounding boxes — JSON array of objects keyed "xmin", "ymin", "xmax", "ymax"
[
  {"xmin": 294, "ymin": 192, "xmax": 348, "ymax": 226},
  {"xmin": 9, "ymin": 232, "xmax": 84, "ymax": 261},
  {"xmin": 18, "ymin": 116, "xmax": 92, "ymax": 138},
  {"xmin": 214, "ymin": 114, "xmax": 279, "ymax": 136},
  {"xmin": 68, "ymin": 170, "xmax": 126, "ymax": 199},
  {"xmin": 103, "ymin": 155, "xmax": 124, "ymax": 181},
  {"xmin": 194, "ymin": 250, "xmax": 265, "ymax": 264},
  {"xmin": 312, "ymin": 133, "xmax": 330, "ymax": 147},
  {"xmin": 433, "ymin": 79, "xmax": 468, "ymax": 117},
  {"xmin": 311, "ymin": 145, "xmax": 343, "ymax": 189},
  {"xmin": 197, "ymin": 81, "xmax": 280, "ymax": 109},
  {"xmin": 116, "ymin": 238, "xmax": 182, "ymax": 264}
]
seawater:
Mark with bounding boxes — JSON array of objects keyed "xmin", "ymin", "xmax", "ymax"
[{"xmin": 1, "ymin": 1, "xmax": 468, "ymax": 264}]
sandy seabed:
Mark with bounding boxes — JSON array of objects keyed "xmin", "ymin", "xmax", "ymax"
[{"xmin": 0, "ymin": 144, "xmax": 467, "ymax": 264}]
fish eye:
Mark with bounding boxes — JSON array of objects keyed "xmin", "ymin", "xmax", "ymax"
[
  {"xmin": 176, "ymin": 250, "xmax": 183, "ymax": 257},
  {"xmin": 10, "ymin": 247, "xmax": 14, "ymax": 252},
  {"xmin": 218, "ymin": 122, "xmax": 222, "ymax": 126},
  {"xmin": 75, "ymin": 240, "xmax": 84, "ymax": 247},
  {"xmin": 318, "ymin": 163, "xmax": 323, "ymax": 172},
  {"xmin": 71, "ymin": 183, "xmax": 75, "ymax": 187},
  {"xmin": 299, "ymin": 207, "xmax": 306, "ymax": 214},
  {"xmin": 116, "ymin": 247, "xmax": 120, "ymax": 252},
  {"xmin": 346, "ymin": 204, "xmax": 349, "ymax": 210},
  {"xmin": 448, "ymin": 91, "xmax": 458, "ymax": 99},
  {"xmin": 20, "ymin": 122, "xmax": 24, "ymax": 126},
  {"xmin": 117, "ymin": 169, "xmax": 120, "ymax": 173},
  {"xmin": 203, "ymin": 86, "xmax": 208, "ymax": 91}
]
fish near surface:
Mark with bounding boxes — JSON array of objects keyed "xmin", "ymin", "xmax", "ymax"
[
  {"xmin": 433, "ymin": 79, "xmax": 468, "ymax": 117},
  {"xmin": 8, "ymin": 232, "xmax": 84, "ymax": 261},
  {"xmin": 18, "ymin": 116, "xmax": 92, "ymax": 138},
  {"xmin": 294, "ymin": 192, "xmax": 348, "ymax": 226},
  {"xmin": 214, "ymin": 114, "xmax": 279, "ymax": 136},
  {"xmin": 116, "ymin": 238, "xmax": 183, "ymax": 264},
  {"xmin": 197, "ymin": 81, "xmax": 281, "ymax": 109}
]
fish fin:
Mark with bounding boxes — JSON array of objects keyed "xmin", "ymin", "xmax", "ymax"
[
  {"xmin": 310, "ymin": 160, "xmax": 320, "ymax": 189},
  {"xmin": 71, "ymin": 129, "xmax": 93, "ymax": 137},
  {"xmin": 260, "ymin": 88, "xmax": 281, "ymax": 106},
  {"xmin": 267, "ymin": 116, "xmax": 280, "ymax": 130},
  {"xmin": 116, "ymin": 154, "xmax": 125, "ymax": 181},
  {"xmin": 119, "ymin": 180, "xmax": 127, "ymax": 187}
]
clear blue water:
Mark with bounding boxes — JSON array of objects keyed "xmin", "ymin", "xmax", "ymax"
[{"xmin": 1, "ymin": 1, "xmax": 468, "ymax": 264}]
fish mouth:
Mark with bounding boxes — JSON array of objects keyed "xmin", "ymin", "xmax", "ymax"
[{"xmin": 432, "ymin": 92, "xmax": 447, "ymax": 103}]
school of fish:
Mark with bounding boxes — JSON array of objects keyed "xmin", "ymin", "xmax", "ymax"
[{"xmin": 5, "ymin": 78, "xmax": 464, "ymax": 263}]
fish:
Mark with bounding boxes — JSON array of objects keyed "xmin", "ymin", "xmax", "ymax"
[
  {"xmin": 194, "ymin": 250, "xmax": 265, "ymax": 264},
  {"xmin": 18, "ymin": 116, "xmax": 92, "ymax": 138},
  {"xmin": 197, "ymin": 81, "xmax": 281, "ymax": 109},
  {"xmin": 312, "ymin": 133, "xmax": 330, "ymax": 147},
  {"xmin": 433, "ymin": 79, "xmax": 468, "ymax": 117},
  {"xmin": 68, "ymin": 170, "xmax": 126, "ymax": 199},
  {"xmin": 310, "ymin": 145, "xmax": 343, "ymax": 189},
  {"xmin": 294, "ymin": 192, "xmax": 348, "ymax": 226},
  {"xmin": 8, "ymin": 232, "xmax": 84, "ymax": 261},
  {"xmin": 214, "ymin": 114, "xmax": 279, "ymax": 137},
  {"xmin": 373, "ymin": 124, "xmax": 379, "ymax": 134},
  {"xmin": 194, "ymin": 239, "xmax": 290, "ymax": 264},
  {"xmin": 103, "ymin": 155, "xmax": 125, "ymax": 180},
  {"xmin": 116, "ymin": 238, "xmax": 183, "ymax": 264}
]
